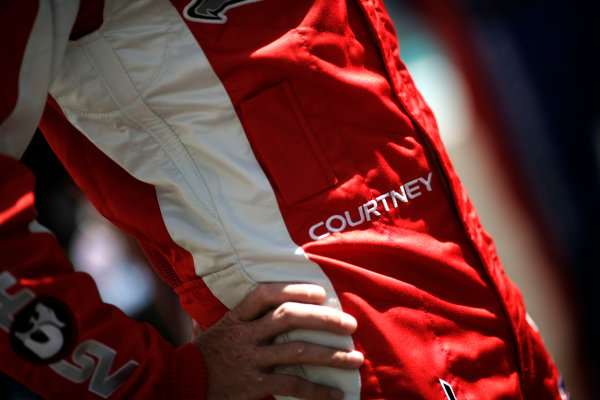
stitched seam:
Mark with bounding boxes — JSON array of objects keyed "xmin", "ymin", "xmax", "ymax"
[
  {"xmin": 81, "ymin": 34, "xmax": 219, "ymax": 219},
  {"xmin": 80, "ymin": 17, "xmax": 258, "ymax": 280}
]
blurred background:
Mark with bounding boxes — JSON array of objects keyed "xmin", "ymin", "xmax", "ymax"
[
  {"xmin": 385, "ymin": 0, "xmax": 598, "ymax": 398},
  {"xmin": 3, "ymin": 0, "xmax": 597, "ymax": 399}
]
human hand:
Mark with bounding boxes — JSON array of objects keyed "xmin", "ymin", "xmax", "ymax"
[{"xmin": 191, "ymin": 283, "xmax": 363, "ymax": 400}]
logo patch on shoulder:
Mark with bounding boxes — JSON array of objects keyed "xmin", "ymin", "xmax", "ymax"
[
  {"xmin": 184, "ymin": 0, "xmax": 262, "ymax": 23},
  {"xmin": 9, "ymin": 297, "xmax": 77, "ymax": 364}
]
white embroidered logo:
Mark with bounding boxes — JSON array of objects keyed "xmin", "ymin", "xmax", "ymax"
[
  {"xmin": 14, "ymin": 303, "xmax": 66, "ymax": 360},
  {"xmin": 308, "ymin": 172, "xmax": 433, "ymax": 240}
]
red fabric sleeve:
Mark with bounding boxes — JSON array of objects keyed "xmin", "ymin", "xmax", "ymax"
[
  {"xmin": 0, "ymin": 154, "xmax": 208, "ymax": 399},
  {"xmin": 0, "ymin": 2, "xmax": 208, "ymax": 398}
]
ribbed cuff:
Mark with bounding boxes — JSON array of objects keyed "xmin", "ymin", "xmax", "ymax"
[{"xmin": 158, "ymin": 343, "xmax": 208, "ymax": 399}]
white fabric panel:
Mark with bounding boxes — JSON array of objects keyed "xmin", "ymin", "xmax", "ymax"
[
  {"xmin": 49, "ymin": 0, "xmax": 360, "ymax": 397},
  {"xmin": 0, "ymin": 0, "xmax": 80, "ymax": 158}
]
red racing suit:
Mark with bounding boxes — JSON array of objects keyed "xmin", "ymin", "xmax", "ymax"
[{"xmin": 0, "ymin": 0, "xmax": 566, "ymax": 399}]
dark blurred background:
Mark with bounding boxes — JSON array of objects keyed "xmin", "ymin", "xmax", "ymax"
[
  {"xmin": 3, "ymin": 0, "xmax": 597, "ymax": 398},
  {"xmin": 385, "ymin": 0, "xmax": 598, "ymax": 398}
]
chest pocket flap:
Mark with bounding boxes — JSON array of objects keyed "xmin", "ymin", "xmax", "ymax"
[{"xmin": 239, "ymin": 82, "xmax": 338, "ymax": 205}]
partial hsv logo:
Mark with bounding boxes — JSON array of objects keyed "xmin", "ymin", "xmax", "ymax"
[
  {"xmin": 1, "ymin": 272, "xmax": 138, "ymax": 398},
  {"xmin": 9, "ymin": 297, "xmax": 76, "ymax": 364},
  {"xmin": 184, "ymin": 0, "xmax": 263, "ymax": 23}
]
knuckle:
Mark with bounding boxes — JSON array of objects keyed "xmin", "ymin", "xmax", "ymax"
[
  {"xmin": 226, "ymin": 344, "xmax": 261, "ymax": 372},
  {"xmin": 273, "ymin": 303, "xmax": 294, "ymax": 320},
  {"xmin": 252, "ymin": 283, "xmax": 278, "ymax": 304},
  {"xmin": 233, "ymin": 372, "xmax": 264, "ymax": 399},
  {"xmin": 325, "ymin": 309, "xmax": 342, "ymax": 324},
  {"xmin": 288, "ymin": 341, "xmax": 314, "ymax": 360},
  {"xmin": 285, "ymin": 375, "xmax": 309, "ymax": 394},
  {"xmin": 291, "ymin": 341, "xmax": 307, "ymax": 356},
  {"xmin": 222, "ymin": 310, "xmax": 240, "ymax": 324},
  {"xmin": 231, "ymin": 324, "xmax": 255, "ymax": 345},
  {"xmin": 252, "ymin": 283, "xmax": 270, "ymax": 300}
]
